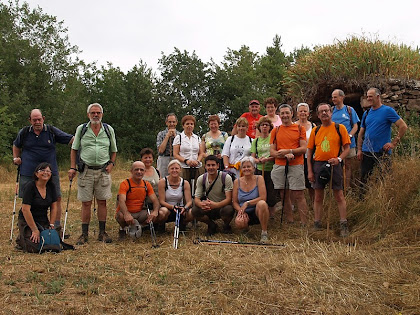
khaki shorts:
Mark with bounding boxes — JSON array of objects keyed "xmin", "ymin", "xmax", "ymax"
[
  {"xmin": 271, "ymin": 164, "xmax": 305, "ymax": 191},
  {"xmin": 346, "ymin": 147, "xmax": 356, "ymax": 159},
  {"xmin": 77, "ymin": 168, "xmax": 112, "ymax": 202}
]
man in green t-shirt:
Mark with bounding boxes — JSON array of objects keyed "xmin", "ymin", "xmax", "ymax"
[{"xmin": 192, "ymin": 155, "xmax": 234, "ymax": 235}]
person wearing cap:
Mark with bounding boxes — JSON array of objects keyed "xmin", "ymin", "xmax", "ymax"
[
  {"xmin": 116, "ymin": 161, "xmax": 162, "ymax": 240},
  {"xmin": 231, "ymin": 99, "xmax": 263, "ymax": 139}
]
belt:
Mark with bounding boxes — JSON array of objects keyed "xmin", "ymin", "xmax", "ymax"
[{"xmin": 87, "ymin": 165, "xmax": 102, "ymax": 170}]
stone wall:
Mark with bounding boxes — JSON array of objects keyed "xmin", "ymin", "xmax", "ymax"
[{"xmin": 380, "ymin": 79, "xmax": 420, "ymax": 113}]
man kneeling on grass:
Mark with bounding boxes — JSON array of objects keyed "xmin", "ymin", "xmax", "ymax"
[
  {"xmin": 192, "ymin": 155, "xmax": 234, "ymax": 236},
  {"xmin": 116, "ymin": 161, "xmax": 163, "ymax": 240}
]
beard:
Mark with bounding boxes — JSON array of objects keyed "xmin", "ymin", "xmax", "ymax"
[{"xmin": 90, "ymin": 118, "xmax": 102, "ymax": 125}]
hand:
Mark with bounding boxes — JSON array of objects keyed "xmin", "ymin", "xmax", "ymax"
[
  {"xmin": 328, "ymin": 157, "xmax": 340, "ymax": 166},
  {"xmin": 13, "ymin": 157, "xmax": 22, "ymax": 165},
  {"xmin": 357, "ymin": 151, "xmax": 363, "ymax": 161},
  {"xmin": 30, "ymin": 229, "xmax": 40, "ymax": 243},
  {"xmin": 189, "ymin": 160, "xmax": 199, "ymax": 167},
  {"xmin": 105, "ymin": 163, "xmax": 113, "ymax": 173},
  {"xmin": 308, "ymin": 170, "xmax": 315, "ymax": 183},
  {"xmin": 201, "ymin": 199, "xmax": 211, "ymax": 211},
  {"xmin": 216, "ymin": 153, "xmax": 222, "ymax": 159},
  {"xmin": 285, "ymin": 153, "xmax": 294, "ymax": 161},
  {"xmin": 124, "ymin": 213, "xmax": 134, "ymax": 225},
  {"xmin": 277, "ymin": 149, "xmax": 290, "ymax": 158},
  {"xmin": 146, "ymin": 211, "xmax": 157, "ymax": 223},
  {"xmin": 68, "ymin": 168, "xmax": 77, "ymax": 180},
  {"xmin": 167, "ymin": 129, "xmax": 177, "ymax": 138},
  {"xmin": 383, "ymin": 142, "xmax": 394, "ymax": 152}
]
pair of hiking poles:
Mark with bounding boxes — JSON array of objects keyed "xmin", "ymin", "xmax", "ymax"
[{"xmin": 9, "ymin": 167, "xmax": 72, "ymax": 243}]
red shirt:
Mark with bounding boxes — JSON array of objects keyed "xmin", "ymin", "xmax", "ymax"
[{"xmin": 240, "ymin": 112, "xmax": 263, "ymax": 139}]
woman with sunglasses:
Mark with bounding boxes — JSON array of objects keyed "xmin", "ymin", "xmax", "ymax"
[{"xmin": 16, "ymin": 162, "xmax": 57, "ymax": 252}]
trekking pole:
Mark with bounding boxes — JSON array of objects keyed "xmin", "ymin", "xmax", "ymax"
[
  {"xmin": 173, "ymin": 204, "xmax": 181, "ymax": 249},
  {"xmin": 190, "ymin": 167, "xmax": 197, "ymax": 229},
  {"xmin": 327, "ymin": 166, "xmax": 334, "ymax": 238},
  {"xmin": 93, "ymin": 197, "xmax": 96, "ymax": 235},
  {"xmin": 147, "ymin": 204, "xmax": 159, "ymax": 248},
  {"xmin": 280, "ymin": 159, "xmax": 289, "ymax": 224},
  {"xmin": 62, "ymin": 179, "xmax": 72, "ymax": 241},
  {"xmin": 9, "ymin": 166, "xmax": 20, "ymax": 242}
]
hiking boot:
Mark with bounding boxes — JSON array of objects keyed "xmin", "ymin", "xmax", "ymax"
[
  {"xmin": 260, "ymin": 232, "xmax": 269, "ymax": 244},
  {"xmin": 98, "ymin": 231, "xmax": 112, "ymax": 243},
  {"xmin": 206, "ymin": 221, "xmax": 218, "ymax": 236},
  {"xmin": 314, "ymin": 221, "xmax": 323, "ymax": 231},
  {"xmin": 55, "ymin": 225, "xmax": 70, "ymax": 239},
  {"xmin": 340, "ymin": 221, "xmax": 349, "ymax": 237},
  {"xmin": 76, "ymin": 233, "xmax": 88, "ymax": 245},
  {"xmin": 118, "ymin": 229, "xmax": 127, "ymax": 240},
  {"xmin": 222, "ymin": 224, "xmax": 233, "ymax": 234}
]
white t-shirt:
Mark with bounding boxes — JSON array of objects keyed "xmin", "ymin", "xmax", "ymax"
[{"xmin": 222, "ymin": 135, "xmax": 252, "ymax": 178}]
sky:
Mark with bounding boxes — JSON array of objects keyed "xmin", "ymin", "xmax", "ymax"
[{"xmin": 23, "ymin": 0, "xmax": 420, "ymax": 74}]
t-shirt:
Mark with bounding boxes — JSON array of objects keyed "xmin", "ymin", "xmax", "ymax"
[
  {"xmin": 19, "ymin": 180, "xmax": 57, "ymax": 224},
  {"xmin": 361, "ymin": 105, "xmax": 401, "ymax": 153},
  {"xmin": 195, "ymin": 171, "xmax": 233, "ymax": 202},
  {"xmin": 116, "ymin": 178, "xmax": 154, "ymax": 213},
  {"xmin": 332, "ymin": 105, "xmax": 360, "ymax": 148},
  {"xmin": 270, "ymin": 124, "xmax": 306, "ymax": 166},
  {"xmin": 202, "ymin": 131, "xmax": 229, "ymax": 155},
  {"xmin": 240, "ymin": 112, "xmax": 263, "ymax": 139},
  {"xmin": 307, "ymin": 123, "xmax": 351, "ymax": 161},
  {"xmin": 222, "ymin": 135, "xmax": 252, "ymax": 178},
  {"xmin": 13, "ymin": 125, "xmax": 73, "ymax": 176},
  {"xmin": 251, "ymin": 135, "xmax": 274, "ymax": 171}
]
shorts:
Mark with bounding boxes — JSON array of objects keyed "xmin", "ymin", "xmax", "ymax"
[
  {"xmin": 77, "ymin": 168, "xmax": 112, "ymax": 202},
  {"xmin": 312, "ymin": 161, "xmax": 343, "ymax": 190},
  {"xmin": 157, "ymin": 156, "xmax": 173, "ymax": 178},
  {"xmin": 346, "ymin": 147, "xmax": 356, "ymax": 159},
  {"xmin": 19, "ymin": 174, "xmax": 61, "ymax": 198},
  {"xmin": 271, "ymin": 164, "xmax": 305, "ymax": 191}
]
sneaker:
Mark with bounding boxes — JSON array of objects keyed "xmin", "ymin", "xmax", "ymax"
[
  {"xmin": 98, "ymin": 231, "xmax": 112, "ymax": 243},
  {"xmin": 118, "ymin": 229, "xmax": 127, "ymax": 240},
  {"xmin": 260, "ymin": 232, "xmax": 269, "ymax": 244},
  {"xmin": 314, "ymin": 221, "xmax": 323, "ymax": 231},
  {"xmin": 206, "ymin": 221, "xmax": 218, "ymax": 236},
  {"xmin": 76, "ymin": 233, "xmax": 88, "ymax": 245},
  {"xmin": 340, "ymin": 221, "xmax": 349, "ymax": 237}
]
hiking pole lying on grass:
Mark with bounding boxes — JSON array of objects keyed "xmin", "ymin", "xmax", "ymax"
[
  {"xmin": 147, "ymin": 205, "xmax": 159, "ymax": 248},
  {"xmin": 281, "ymin": 159, "xmax": 289, "ymax": 224},
  {"xmin": 173, "ymin": 205, "xmax": 181, "ymax": 249},
  {"xmin": 62, "ymin": 179, "xmax": 72, "ymax": 241},
  {"xmin": 10, "ymin": 166, "xmax": 20, "ymax": 242},
  {"xmin": 194, "ymin": 238, "xmax": 285, "ymax": 248}
]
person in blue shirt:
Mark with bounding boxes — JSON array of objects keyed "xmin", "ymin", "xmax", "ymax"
[
  {"xmin": 331, "ymin": 89, "xmax": 360, "ymax": 190},
  {"xmin": 13, "ymin": 109, "xmax": 74, "ymax": 236},
  {"xmin": 357, "ymin": 88, "xmax": 407, "ymax": 186}
]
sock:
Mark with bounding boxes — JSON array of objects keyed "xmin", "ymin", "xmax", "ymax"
[
  {"xmin": 54, "ymin": 220, "xmax": 60, "ymax": 227},
  {"xmin": 82, "ymin": 223, "xmax": 89, "ymax": 235},
  {"xmin": 340, "ymin": 219, "xmax": 347, "ymax": 223},
  {"xmin": 99, "ymin": 221, "xmax": 106, "ymax": 233}
]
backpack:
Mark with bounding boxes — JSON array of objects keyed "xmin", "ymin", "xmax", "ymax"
[
  {"xmin": 19, "ymin": 124, "xmax": 56, "ymax": 148},
  {"xmin": 116, "ymin": 179, "xmax": 148, "ymax": 206},
  {"xmin": 361, "ymin": 108, "xmax": 371, "ymax": 128},
  {"xmin": 76, "ymin": 123, "xmax": 111, "ymax": 171},
  {"xmin": 228, "ymin": 134, "xmax": 252, "ymax": 152},
  {"xmin": 37, "ymin": 224, "xmax": 75, "ymax": 253},
  {"xmin": 202, "ymin": 171, "xmax": 227, "ymax": 198}
]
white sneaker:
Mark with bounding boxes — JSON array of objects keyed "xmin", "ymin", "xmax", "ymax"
[{"xmin": 260, "ymin": 232, "xmax": 269, "ymax": 244}]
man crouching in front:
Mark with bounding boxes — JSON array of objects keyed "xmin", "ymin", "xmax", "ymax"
[{"xmin": 116, "ymin": 161, "xmax": 163, "ymax": 240}]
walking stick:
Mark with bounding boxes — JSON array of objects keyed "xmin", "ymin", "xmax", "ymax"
[
  {"xmin": 173, "ymin": 204, "xmax": 181, "ymax": 249},
  {"xmin": 147, "ymin": 204, "xmax": 159, "ymax": 248},
  {"xmin": 281, "ymin": 160, "xmax": 289, "ymax": 224},
  {"xmin": 62, "ymin": 179, "xmax": 72, "ymax": 241},
  {"xmin": 327, "ymin": 166, "xmax": 334, "ymax": 238},
  {"xmin": 10, "ymin": 166, "xmax": 20, "ymax": 242}
]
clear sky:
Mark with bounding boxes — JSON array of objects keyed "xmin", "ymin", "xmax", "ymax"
[{"xmin": 23, "ymin": 0, "xmax": 420, "ymax": 73}]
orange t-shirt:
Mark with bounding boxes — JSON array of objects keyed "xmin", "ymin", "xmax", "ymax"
[
  {"xmin": 116, "ymin": 178, "xmax": 154, "ymax": 213},
  {"xmin": 270, "ymin": 124, "xmax": 306, "ymax": 166},
  {"xmin": 307, "ymin": 123, "xmax": 351, "ymax": 161}
]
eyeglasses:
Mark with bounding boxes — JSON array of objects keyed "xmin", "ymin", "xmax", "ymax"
[
  {"xmin": 89, "ymin": 111, "xmax": 102, "ymax": 115},
  {"xmin": 37, "ymin": 169, "xmax": 52, "ymax": 174},
  {"xmin": 318, "ymin": 109, "xmax": 330, "ymax": 113}
]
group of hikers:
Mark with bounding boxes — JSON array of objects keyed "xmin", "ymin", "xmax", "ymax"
[{"xmin": 11, "ymin": 87, "xmax": 407, "ymax": 252}]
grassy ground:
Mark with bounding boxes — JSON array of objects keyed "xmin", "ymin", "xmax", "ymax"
[{"xmin": 0, "ymin": 158, "xmax": 419, "ymax": 314}]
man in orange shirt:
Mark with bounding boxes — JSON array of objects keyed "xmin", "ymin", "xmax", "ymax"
[
  {"xmin": 307, "ymin": 103, "xmax": 350, "ymax": 237},
  {"xmin": 231, "ymin": 100, "xmax": 263, "ymax": 139},
  {"xmin": 116, "ymin": 161, "xmax": 162, "ymax": 240},
  {"xmin": 270, "ymin": 104, "xmax": 308, "ymax": 225}
]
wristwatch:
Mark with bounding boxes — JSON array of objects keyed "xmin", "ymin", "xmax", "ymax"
[
  {"xmin": 349, "ymin": 134, "xmax": 353, "ymax": 138},
  {"xmin": 337, "ymin": 157, "xmax": 342, "ymax": 163}
]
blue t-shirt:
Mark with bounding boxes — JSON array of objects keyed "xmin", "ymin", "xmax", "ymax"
[
  {"xmin": 13, "ymin": 125, "xmax": 73, "ymax": 176},
  {"xmin": 332, "ymin": 105, "xmax": 360, "ymax": 148},
  {"xmin": 361, "ymin": 105, "xmax": 400, "ymax": 153}
]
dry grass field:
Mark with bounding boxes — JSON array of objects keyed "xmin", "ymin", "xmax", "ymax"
[{"xmin": 0, "ymin": 158, "xmax": 419, "ymax": 314}]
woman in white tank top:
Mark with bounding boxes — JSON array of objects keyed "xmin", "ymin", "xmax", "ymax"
[{"xmin": 158, "ymin": 160, "xmax": 193, "ymax": 225}]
